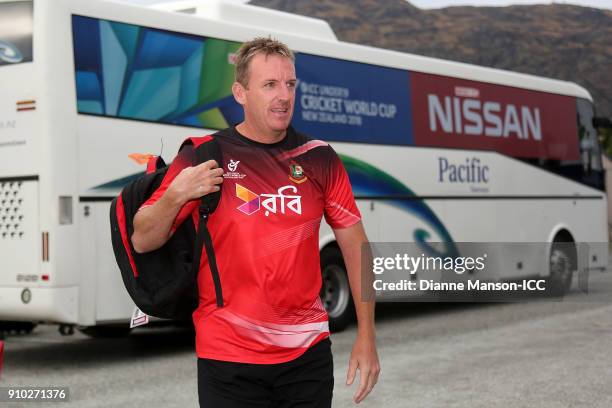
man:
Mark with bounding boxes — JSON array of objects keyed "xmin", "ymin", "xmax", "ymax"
[{"xmin": 131, "ymin": 37, "xmax": 379, "ymax": 407}]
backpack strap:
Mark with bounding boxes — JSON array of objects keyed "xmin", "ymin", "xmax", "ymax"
[
  {"xmin": 186, "ymin": 136, "xmax": 224, "ymax": 308},
  {"xmin": 145, "ymin": 155, "xmax": 166, "ymax": 174},
  {"xmin": 193, "ymin": 214, "xmax": 223, "ymax": 307}
]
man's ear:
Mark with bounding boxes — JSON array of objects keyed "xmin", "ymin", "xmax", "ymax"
[{"xmin": 232, "ymin": 82, "xmax": 246, "ymax": 105}]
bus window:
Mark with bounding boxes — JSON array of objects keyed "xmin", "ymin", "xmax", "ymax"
[
  {"xmin": 71, "ymin": 15, "xmax": 241, "ymax": 128},
  {"xmin": 0, "ymin": 1, "xmax": 33, "ymax": 66}
]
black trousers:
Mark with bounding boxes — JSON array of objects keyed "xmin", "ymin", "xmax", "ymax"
[{"xmin": 198, "ymin": 338, "xmax": 334, "ymax": 408}]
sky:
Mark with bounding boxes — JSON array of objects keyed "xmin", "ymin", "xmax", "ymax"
[{"xmin": 124, "ymin": 0, "xmax": 612, "ymax": 10}]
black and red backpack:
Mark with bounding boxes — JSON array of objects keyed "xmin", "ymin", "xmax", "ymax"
[{"xmin": 110, "ymin": 137, "xmax": 224, "ymax": 320}]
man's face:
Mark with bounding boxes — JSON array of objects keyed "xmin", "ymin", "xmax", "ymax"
[{"xmin": 234, "ymin": 53, "xmax": 296, "ymax": 136}]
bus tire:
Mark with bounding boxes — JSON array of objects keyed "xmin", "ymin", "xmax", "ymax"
[
  {"xmin": 78, "ymin": 325, "xmax": 132, "ymax": 338},
  {"xmin": 547, "ymin": 240, "xmax": 575, "ymax": 297},
  {"xmin": 320, "ymin": 247, "xmax": 355, "ymax": 332}
]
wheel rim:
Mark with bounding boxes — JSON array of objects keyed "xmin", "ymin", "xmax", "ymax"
[{"xmin": 320, "ymin": 264, "xmax": 350, "ymax": 319}]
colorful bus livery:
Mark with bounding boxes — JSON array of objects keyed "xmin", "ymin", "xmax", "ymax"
[
  {"xmin": 0, "ymin": 0, "xmax": 607, "ymax": 335},
  {"xmin": 71, "ymin": 15, "xmax": 243, "ymax": 130},
  {"xmin": 71, "ymin": 19, "xmax": 594, "ymax": 188}
]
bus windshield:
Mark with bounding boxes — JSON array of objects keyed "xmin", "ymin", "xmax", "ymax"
[
  {"xmin": 519, "ymin": 98, "xmax": 604, "ymax": 191},
  {"xmin": 576, "ymin": 98, "xmax": 604, "ymax": 188},
  {"xmin": 0, "ymin": 1, "xmax": 33, "ymax": 66}
]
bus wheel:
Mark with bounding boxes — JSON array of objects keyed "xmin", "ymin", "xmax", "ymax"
[
  {"xmin": 547, "ymin": 241, "xmax": 575, "ymax": 296},
  {"xmin": 320, "ymin": 247, "xmax": 355, "ymax": 332},
  {"xmin": 78, "ymin": 325, "xmax": 132, "ymax": 338}
]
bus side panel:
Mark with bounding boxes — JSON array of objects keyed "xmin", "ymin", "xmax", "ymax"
[
  {"xmin": 331, "ymin": 143, "xmax": 607, "ymax": 283},
  {"xmin": 92, "ymin": 201, "xmax": 135, "ymax": 322},
  {"xmin": 0, "ymin": 180, "xmax": 78, "ymax": 323},
  {"xmin": 77, "ymin": 199, "xmax": 134, "ymax": 326},
  {"xmin": 444, "ymin": 199, "xmax": 607, "ymax": 275}
]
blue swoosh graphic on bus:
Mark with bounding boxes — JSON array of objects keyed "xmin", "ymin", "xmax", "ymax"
[{"xmin": 339, "ymin": 154, "xmax": 459, "ymax": 258}]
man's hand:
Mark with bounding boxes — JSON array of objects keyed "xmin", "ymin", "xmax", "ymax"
[
  {"xmin": 131, "ymin": 159, "xmax": 223, "ymax": 253},
  {"xmin": 346, "ymin": 333, "xmax": 380, "ymax": 404},
  {"xmin": 167, "ymin": 159, "xmax": 224, "ymax": 204}
]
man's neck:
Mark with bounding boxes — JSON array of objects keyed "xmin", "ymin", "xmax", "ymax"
[{"xmin": 236, "ymin": 122, "xmax": 287, "ymax": 144}]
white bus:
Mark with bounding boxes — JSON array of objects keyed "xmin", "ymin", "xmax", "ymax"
[{"xmin": 0, "ymin": 0, "xmax": 607, "ymax": 336}]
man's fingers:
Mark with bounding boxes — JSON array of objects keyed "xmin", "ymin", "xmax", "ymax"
[
  {"xmin": 199, "ymin": 175, "xmax": 224, "ymax": 191},
  {"xmin": 200, "ymin": 182, "xmax": 222, "ymax": 194},
  {"xmin": 178, "ymin": 161, "xmax": 221, "ymax": 180},
  {"xmin": 194, "ymin": 168, "xmax": 224, "ymax": 189},
  {"xmin": 195, "ymin": 159, "xmax": 219, "ymax": 170},
  {"xmin": 206, "ymin": 159, "xmax": 219, "ymax": 169},
  {"xmin": 346, "ymin": 359, "xmax": 357, "ymax": 385},
  {"xmin": 197, "ymin": 166, "xmax": 224, "ymax": 181},
  {"xmin": 354, "ymin": 362, "xmax": 380, "ymax": 403},
  {"xmin": 362, "ymin": 369, "xmax": 378, "ymax": 403},
  {"xmin": 353, "ymin": 365, "xmax": 369, "ymax": 403}
]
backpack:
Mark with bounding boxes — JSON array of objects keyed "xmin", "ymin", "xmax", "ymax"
[{"xmin": 109, "ymin": 136, "xmax": 224, "ymax": 320}]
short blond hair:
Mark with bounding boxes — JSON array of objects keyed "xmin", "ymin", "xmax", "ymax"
[{"xmin": 234, "ymin": 37, "xmax": 294, "ymax": 88}]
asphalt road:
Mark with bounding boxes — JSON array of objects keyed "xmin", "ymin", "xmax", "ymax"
[{"xmin": 1, "ymin": 272, "xmax": 611, "ymax": 408}]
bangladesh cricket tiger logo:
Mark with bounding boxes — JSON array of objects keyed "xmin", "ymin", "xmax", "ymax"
[{"xmin": 289, "ymin": 164, "xmax": 307, "ymax": 184}]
